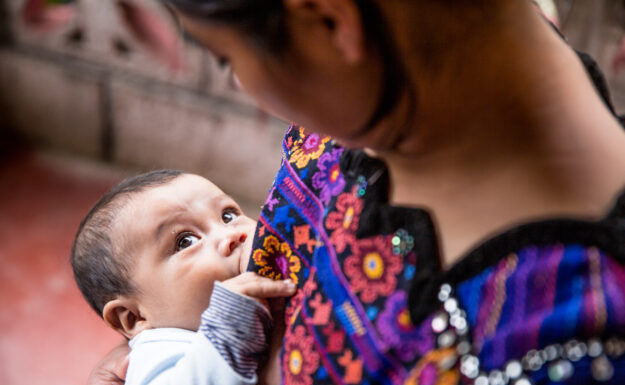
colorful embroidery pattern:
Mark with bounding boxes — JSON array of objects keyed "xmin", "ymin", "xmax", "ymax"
[
  {"xmin": 376, "ymin": 291, "xmax": 433, "ymax": 362},
  {"xmin": 344, "ymin": 235, "xmax": 403, "ymax": 303},
  {"xmin": 290, "ymin": 131, "xmax": 331, "ymax": 169},
  {"xmin": 252, "ymin": 235, "xmax": 301, "ymax": 284},
  {"xmin": 312, "ymin": 148, "xmax": 345, "ymax": 204},
  {"xmin": 283, "ymin": 325, "xmax": 321, "ymax": 385},
  {"xmin": 248, "ymin": 124, "xmax": 625, "ymax": 384},
  {"xmin": 403, "ymin": 348, "xmax": 460, "ymax": 385},
  {"xmin": 249, "ymin": 125, "xmax": 423, "ymax": 385},
  {"xmin": 324, "ymin": 187, "xmax": 364, "ymax": 254}
]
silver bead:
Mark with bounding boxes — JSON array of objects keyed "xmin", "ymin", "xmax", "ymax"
[
  {"xmin": 431, "ymin": 311, "xmax": 449, "ymax": 333},
  {"xmin": 450, "ymin": 314, "xmax": 468, "ymax": 331},
  {"xmin": 547, "ymin": 359, "xmax": 574, "ymax": 382},
  {"xmin": 488, "ymin": 369, "xmax": 508, "ymax": 385},
  {"xmin": 542, "ymin": 344, "xmax": 561, "ymax": 362},
  {"xmin": 512, "ymin": 376, "xmax": 532, "ymax": 385},
  {"xmin": 588, "ymin": 338, "xmax": 603, "ymax": 358},
  {"xmin": 474, "ymin": 374, "xmax": 489, "ymax": 385},
  {"xmin": 522, "ymin": 350, "xmax": 543, "ymax": 371},
  {"xmin": 438, "ymin": 283, "xmax": 452, "ymax": 302},
  {"xmin": 444, "ymin": 298, "xmax": 458, "ymax": 313},
  {"xmin": 460, "ymin": 354, "xmax": 480, "ymax": 379},
  {"xmin": 437, "ymin": 330, "xmax": 457, "ymax": 348},
  {"xmin": 457, "ymin": 341, "xmax": 472, "ymax": 356},
  {"xmin": 604, "ymin": 338, "xmax": 618, "ymax": 357},
  {"xmin": 505, "ymin": 360, "xmax": 523, "ymax": 380},
  {"xmin": 605, "ymin": 337, "xmax": 625, "ymax": 357},
  {"xmin": 564, "ymin": 340, "xmax": 587, "ymax": 362},
  {"xmin": 591, "ymin": 355, "xmax": 614, "ymax": 382}
]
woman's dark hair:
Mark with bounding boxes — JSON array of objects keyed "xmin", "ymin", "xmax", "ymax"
[
  {"xmin": 166, "ymin": 0, "xmax": 287, "ymax": 52},
  {"xmin": 71, "ymin": 169, "xmax": 184, "ymax": 316},
  {"xmin": 166, "ymin": 0, "xmax": 409, "ymax": 145}
]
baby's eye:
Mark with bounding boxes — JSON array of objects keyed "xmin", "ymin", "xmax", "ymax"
[
  {"xmin": 176, "ymin": 234, "xmax": 199, "ymax": 251},
  {"xmin": 222, "ymin": 208, "xmax": 239, "ymax": 224}
]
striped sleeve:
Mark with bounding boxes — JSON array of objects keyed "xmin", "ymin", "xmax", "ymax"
[{"xmin": 198, "ymin": 281, "xmax": 273, "ymax": 380}]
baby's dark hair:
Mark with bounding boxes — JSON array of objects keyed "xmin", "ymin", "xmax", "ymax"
[{"xmin": 71, "ymin": 169, "xmax": 184, "ymax": 316}]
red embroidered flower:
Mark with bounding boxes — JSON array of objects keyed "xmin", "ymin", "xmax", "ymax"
[
  {"xmin": 344, "ymin": 235, "xmax": 402, "ymax": 303},
  {"xmin": 252, "ymin": 235, "xmax": 301, "ymax": 284},
  {"xmin": 325, "ymin": 187, "xmax": 364, "ymax": 253},
  {"xmin": 290, "ymin": 130, "xmax": 331, "ymax": 169},
  {"xmin": 283, "ymin": 325, "xmax": 320, "ymax": 385}
]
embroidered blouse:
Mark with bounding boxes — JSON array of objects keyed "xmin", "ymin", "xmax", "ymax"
[{"xmin": 247, "ymin": 124, "xmax": 625, "ymax": 385}]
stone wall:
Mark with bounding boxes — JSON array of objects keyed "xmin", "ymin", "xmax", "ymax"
[
  {"xmin": 0, "ymin": 0, "xmax": 286, "ymax": 216},
  {"xmin": 1, "ymin": 0, "xmax": 625, "ymax": 214}
]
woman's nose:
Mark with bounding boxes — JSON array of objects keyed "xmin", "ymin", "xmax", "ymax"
[{"xmin": 218, "ymin": 231, "xmax": 247, "ymax": 257}]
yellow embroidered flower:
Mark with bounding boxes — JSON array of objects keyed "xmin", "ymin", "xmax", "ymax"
[
  {"xmin": 252, "ymin": 235, "xmax": 301, "ymax": 284},
  {"xmin": 289, "ymin": 131, "xmax": 331, "ymax": 169}
]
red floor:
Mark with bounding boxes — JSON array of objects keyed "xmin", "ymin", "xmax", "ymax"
[{"xmin": 0, "ymin": 148, "xmax": 125, "ymax": 385}]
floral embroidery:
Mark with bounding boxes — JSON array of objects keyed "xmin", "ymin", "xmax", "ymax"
[
  {"xmin": 290, "ymin": 132, "xmax": 331, "ymax": 169},
  {"xmin": 325, "ymin": 187, "xmax": 364, "ymax": 253},
  {"xmin": 283, "ymin": 325, "xmax": 320, "ymax": 385},
  {"xmin": 252, "ymin": 235, "xmax": 301, "ymax": 284},
  {"xmin": 376, "ymin": 291, "xmax": 434, "ymax": 362},
  {"xmin": 344, "ymin": 235, "xmax": 402, "ymax": 303},
  {"xmin": 312, "ymin": 148, "xmax": 345, "ymax": 204}
]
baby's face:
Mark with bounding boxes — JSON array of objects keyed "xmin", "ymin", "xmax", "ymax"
[{"xmin": 112, "ymin": 174, "xmax": 257, "ymax": 330}]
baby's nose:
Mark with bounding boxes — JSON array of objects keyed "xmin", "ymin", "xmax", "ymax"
[{"xmin": 220, "ymin": 232, "xmax": 247, "ymax": 256}]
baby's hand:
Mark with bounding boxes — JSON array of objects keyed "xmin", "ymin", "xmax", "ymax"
[{"xmin": 220, "ymin": 272, "xmax": 297, "ymax": 300}]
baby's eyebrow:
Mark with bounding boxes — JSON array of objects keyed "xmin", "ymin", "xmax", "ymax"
[
  {"xmin": 153, "ymin": 207, "xmax": 186, "ymax": 241},
  {"xmin": 152, "ymin": 194, "xmax": 232, "ymax": 240},
  {"xmin": 213, "ymin": 194, "xmax": 233, "ymax": 207},
  {"xmin": 154, "ymin": 219, "xmax": 171, "ymax": 241}
]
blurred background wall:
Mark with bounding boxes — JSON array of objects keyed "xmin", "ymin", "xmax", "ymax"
[
  {"xmin": 0, "ymin": 0, "xmax": 287, "ymax": 215},
  {"xmin": 1, "ymin": 1, "xmax": 625, "ymax": 385}
]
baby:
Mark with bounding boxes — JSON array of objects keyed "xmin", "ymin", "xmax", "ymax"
[{"xmin": 71, "ymin": 169, "xmax": 296, "ymax": 385}]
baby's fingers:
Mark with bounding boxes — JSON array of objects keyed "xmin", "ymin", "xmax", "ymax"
[{"xmin": 225, "ymin": 272, "xmax": 297, "ymax": 299}]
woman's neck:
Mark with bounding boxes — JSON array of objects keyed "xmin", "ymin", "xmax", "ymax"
[{"xmin": 378, "ymin": 0, "xmax": 625, "ymax": 267}]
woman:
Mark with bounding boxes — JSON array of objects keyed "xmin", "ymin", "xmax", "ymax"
[{"xmin": 91, "ymin": 0, "xmax": 625, "ymax": 384}]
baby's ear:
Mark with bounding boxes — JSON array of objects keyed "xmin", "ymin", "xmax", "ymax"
[{"xmin": 102, "ymin": 297, "xmax": 151, "ymax": 340}]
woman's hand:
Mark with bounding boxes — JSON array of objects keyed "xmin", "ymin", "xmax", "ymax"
[{"xmin": 86, "ymin": 339, "xmax": 129, "ymax": 385}]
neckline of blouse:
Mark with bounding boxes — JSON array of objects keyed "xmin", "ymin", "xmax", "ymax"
[{"xmin": 338, "ymin": 146, "xmax": 625, "ymax": 323}]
